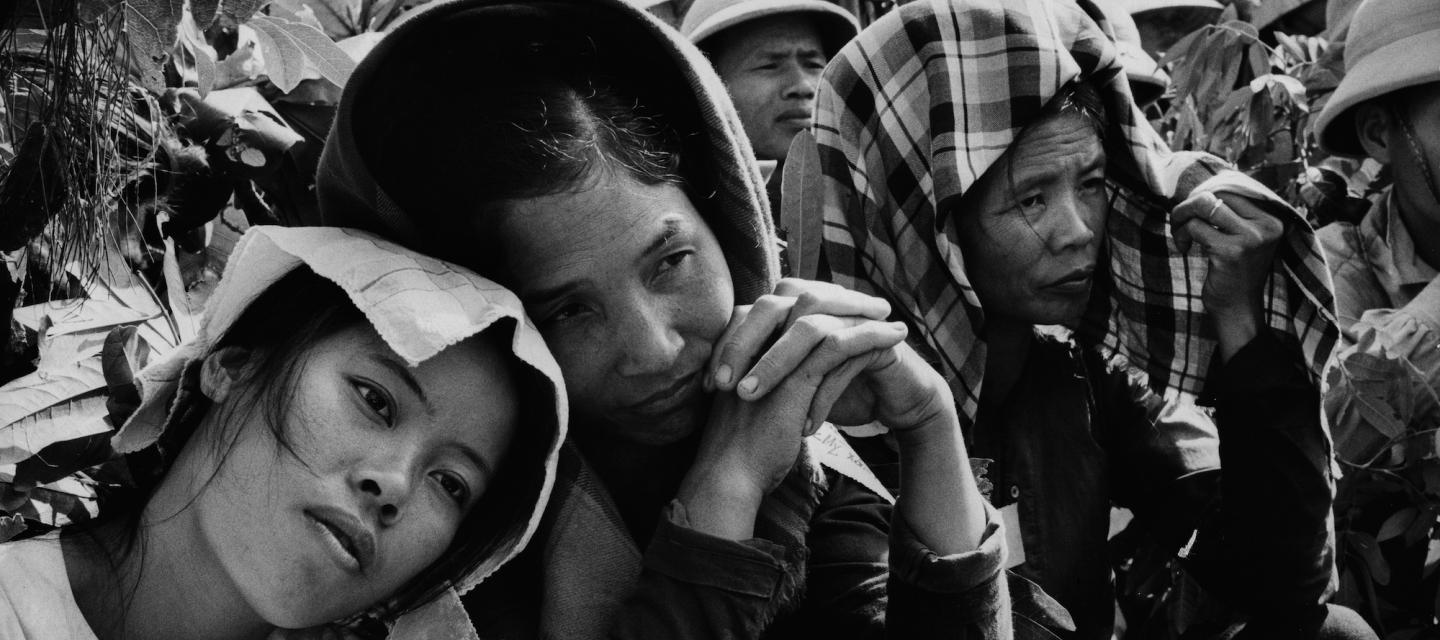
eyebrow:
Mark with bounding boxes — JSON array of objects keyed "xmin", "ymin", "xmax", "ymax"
[
  {"xmin": 522, "ymin": 279, "xmax": 582, "ymax": 307},
  {"xmin": 643, "ymin": 217, "xmax": 685, "ymax": 257},
  {"xmin": 522, "ymin": 217, "xmax": 684, "ymax": 305},
  {"xmin": 453, "ymin": 440, "xmax": 495, "ymax": 482},
  {"xmin": 752, "ymin": 45, "xmax": 824, "ymax": 62},
  {"xmin": 372, "ymin": 353, "xmax": 435, "ymax": 417}
]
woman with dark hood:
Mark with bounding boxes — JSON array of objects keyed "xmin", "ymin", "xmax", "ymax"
[{"xmin": 313, "ymin": 0, "xmax": 1010, "ymax": 637}]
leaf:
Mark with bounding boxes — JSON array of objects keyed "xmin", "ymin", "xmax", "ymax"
[
  {"xmin": 0, "ymin": 515, "xmax": 25, "ymax": 543},
  {"xmin": 780, "ymin": 130, "xmax": 823, "ymax": 280},
  {"xmin": 218, "ymin": 0, "xmax": 264, "ymax": 28},
  {"xmin": 1347, "ymin": 531, "xmax": 1391, "ymax": 586},
  {"xmin": 1378, "ymin": 507, "xmax": 1419, "ymax": 541},
  {"xmin": 176, "ymin": 10, "xmax": 219, "ymax": 94},
  {"xmin": 1426, "ymin": 537, "xmax": 1440, "ymax": 578},
  {"xmin": 0, "ymin": 393, "xmax": 111, "ymax": 467},
  {"xmin": 191, "ymin": 0, "xmax": 221, "ymax": 27},
  {"xmin": 160, "ymin": 225, "xmax": 213, "ymax": 344},
  {"xmin": 1206, "ymin": 87, "xmax": 1253, "ymax": 132},
  {"xmin": 248, "ymin": 15, "xmax": 356, "ymax": 92},
  {"xmin": 1223, "ymin": 19, "xmax": 1259, "ymax": 41},
  {"xmin": 122, "ymin": 0, "xmax": 187, "ymax": 92},
  {"xmin": 269, "ymin": 0, "xmax": 329, "ymax": 33},
  {"xmin": 1404, "ymin": 504, "xmax": 1435, "ymax": 546},
  {"xmin": 248, "ymin": 16, "xmax": 307, "ymax": 92},
  {"xmin": 12, "ymin": 298, "xmax": 155, "ymax": 337},
  {"xmin": 0, "ymin": 357, "xmax": 109, "ymax": 466}
]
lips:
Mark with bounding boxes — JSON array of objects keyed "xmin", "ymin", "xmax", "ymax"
[
  {"xmin": 305, "ymin": 506, "xmax": 377, "ymax": 574},
  {"xmin": 626, "ymin": 371, "xmax": 703, "ymax": 418},
  {"xmin": 1044, "ymin": 267, "xmax": 1095, "ymax": 294},
  {"xmin": 776, "ymin": 108, "xmax": 812, "ymax": 125}
]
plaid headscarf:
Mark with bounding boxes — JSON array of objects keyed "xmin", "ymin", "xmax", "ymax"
[{"xmin": 814, "ymin": 0, "xmax": 1338, "ymax": 426}]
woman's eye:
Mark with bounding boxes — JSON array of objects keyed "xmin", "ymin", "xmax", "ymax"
[
  {"xmin": 659, "ymin": 251, "xmax": 691, "ymax": 272},
  {"xmin": 1017, "ymin": 195, "xmax": 1045, "ymax": 213},
  {"xmin": 547, "ymin": 302, "xmax": 587, "ymax": 324},
  {"xmin": 433, "ymin": 471, "xmax": 470, "ymax": 504},
  {"xmin": 354, "ymin": 382, "xmax": 393, "ymax": 423},
  {"xmin": 1082, "ymin": 177, "xmax": 1106, "ymax": 193}
]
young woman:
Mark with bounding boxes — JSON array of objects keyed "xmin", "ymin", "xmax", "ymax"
[
  {"xmin": 0, "ymin": 226, "xmax": 567, "ymax": 640},
  {"xmin": 813, "ymin": 0, "xmax": 1372, "ymax": 638},
  {"xmin": 314, "ymin": 0, "xmax": 1009, "ymax": 637}
]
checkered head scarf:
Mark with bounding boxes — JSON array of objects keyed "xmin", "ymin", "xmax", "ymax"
[{"xmin": 814, "ymin": 0, "xmax": 1338, "ymax": 425}]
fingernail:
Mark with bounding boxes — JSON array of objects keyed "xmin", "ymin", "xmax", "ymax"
[
  {"xmin": 738, "ymin": 376, "xmax": 757, "ymax": 395},
  {"xmin": 804, "ymin": 419, "xmax": 814, "ymax": 435},
  {"xmin": 890, "ymin": 321, "xmax": 907, "ymax": 332},
  {"xmin": 715, "ymin": 364, "xmax": 733, "ymax": 386}
]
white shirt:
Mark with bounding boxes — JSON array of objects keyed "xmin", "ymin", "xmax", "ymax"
[{"xmin": 0, "ymin": 538, "xmax": 99, "ymax": 640}]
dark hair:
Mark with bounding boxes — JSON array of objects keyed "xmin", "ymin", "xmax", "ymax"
[
  {"xmin": 357, "ymin": 6, "xmax": 717, "ymax": 282},
  {"xmin": 72, "ymin": 268, "xmax": 554, "ymax": 635},
  {"xmin": 371, "ymin": 32, "xmax": 691, "ymax": 281}
]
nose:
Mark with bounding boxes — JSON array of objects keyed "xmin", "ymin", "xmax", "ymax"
[
  {"xmin": 614, "ymin": 295, "xmax": 685, "ymax": 378},
  {"xmin": 1046, "ymin": 191, "xmax": 1100, "ymax": 253},
  {"xmin": 354, "ymin": 456, "xmax": 415, "ymax": 527},
  {"xmin": 780, "ymin": 61, "xmax": 819, "ymax": 101}
]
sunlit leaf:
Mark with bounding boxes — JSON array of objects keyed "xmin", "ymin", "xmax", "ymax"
[
  {"xmin": 269, "ymin": 0, "xmax": 329, "ymax": 33},
  {"xmin": 0, "ymin": 393, "xmax": 111, "ymax": 467},
  {"xmin": 123, "ymin": 0, "xmax": 186, "ymax": 91},
  {"xmin": 1425, "ymin": 538, "xmax": 1440, "ymax": 578},
  {"xmin": 248, "ymin": 15, "xmax": 357, "ymax": 92},
  {"xmin": 248, "ymin": 15, "xmax": 307, "ymax": 92},
  {"xmin": 780, "ymin": 130, "xmax": 823, "ymax": 280}
]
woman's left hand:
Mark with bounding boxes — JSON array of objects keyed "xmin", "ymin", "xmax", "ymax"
[
  {"xmin": 707, "ymin": 278, "xmax": 953, "ymax": 433},
  {"xmin": 1170, "ymin": 190, "xmax": 1286, "ymax": 360}
]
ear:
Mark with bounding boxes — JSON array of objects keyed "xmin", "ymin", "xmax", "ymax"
[
  {"xmin": 199, "ymin": 346, "xmax": 254, "ymax": 403},
  {"xmin": 1354, "ymin": 102, "xmax": 1396, "ymax": 164}
]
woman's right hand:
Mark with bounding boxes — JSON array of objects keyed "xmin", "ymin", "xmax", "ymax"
[{"xmin": 677, "ymin": 290, "xmax": 910, "ymax": 540}]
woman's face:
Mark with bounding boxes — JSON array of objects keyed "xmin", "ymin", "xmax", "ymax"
[
  {"xmin": 954, "ymin": 112, "xmax": 1108, "ymax": 327},
  {"xmin": 496, "ymin": 170, "xmax": 734, "ymax": 446},
  {"xmin": 185, "ymin": 326, "xmax": 519, "ymax": 628}
]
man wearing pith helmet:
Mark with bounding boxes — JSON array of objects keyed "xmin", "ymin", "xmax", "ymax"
[
  {"xmin": 1313, "ymin": 0, "xmax": 1440, "ymax": 467},
  {"xmin": 681, "ymin": 0, "xmax": 859, "ymax": 164}
]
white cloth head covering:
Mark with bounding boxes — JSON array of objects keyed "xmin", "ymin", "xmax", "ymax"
[{"xmin": 111, "ymin": 225, "xmax": 568, "ymax": 639}]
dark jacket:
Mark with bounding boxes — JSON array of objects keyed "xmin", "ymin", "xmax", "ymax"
[{"xmin": 970, "ymin": 329, "xmax": 1335, "ymax": 639}]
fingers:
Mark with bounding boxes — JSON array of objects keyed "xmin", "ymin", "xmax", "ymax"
[
  {"xmin": 773, "ymin": 278, "xmax": 894, "ymax": 320},
  {"xmin": 709, "ymin": 280, "xmax": 890, "ymax": 392},
  {"xmin": 1170, "ymin": 191, "xmax": 1284, "ymax": 254},
  {"xmin": 805, "ymin": 356, "xmax": 873, "ymax": 434},
  {"xmin": 739, "ymin": 317, "xmax": 908, "ymax": 400}
]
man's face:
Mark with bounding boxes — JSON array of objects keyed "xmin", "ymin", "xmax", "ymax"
[
  {"xmin": 1388, "ymin": 84, "xmax": 1440, "ymax": 234},
  {"xmin": 711, "ymin": 15, "xmax": 827, "ymax": 161}
]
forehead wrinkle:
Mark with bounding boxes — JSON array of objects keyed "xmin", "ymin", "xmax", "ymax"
[
  {"xmin": 509, "ymin": 185, "xmax": 656, "ymax": 296},
  {"xmin": 1009, "ymin": 123, "xmax": 1104, "ymax": 185}
]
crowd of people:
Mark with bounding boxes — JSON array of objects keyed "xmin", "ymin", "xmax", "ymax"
[{"xmin": 0, "ymin": 0, "xmax": 1435, "ymax": 638}]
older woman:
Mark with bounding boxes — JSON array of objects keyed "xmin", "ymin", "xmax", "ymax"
[
  {"xmin": 312, "ymin": 0, "xmax": 1011, "ymax": 637},
  {"xmin": 813, "ymin": 1, "xmax": 1371, "ymax": 639}
]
